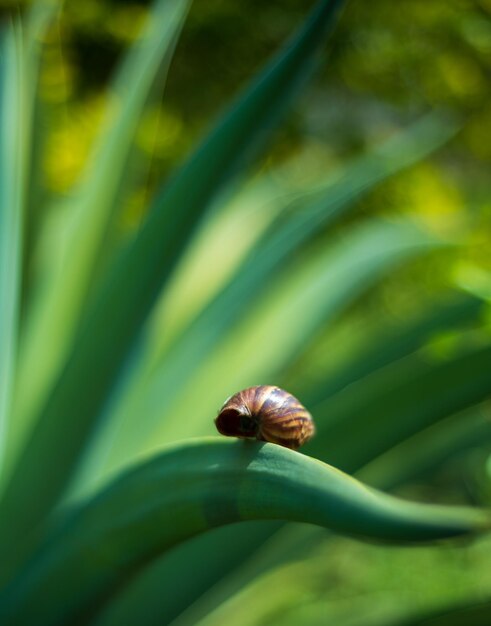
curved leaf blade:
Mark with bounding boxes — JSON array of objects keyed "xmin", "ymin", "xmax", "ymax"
[
  {"xmin": 298, "ymin": 292, "xmax": 486, "ymax": 407},
  {"xmin": 308, "ymin": 343, "xmax": 491, "ymax": 469},
  {"xmin": 358, "ymin": 404, "xmax": 491, "ymax": 490},
  {"xmin": 0, "ymin": 439, "xmax": 489, "ymax": 626},
  {"xmin": 0, "ymin": 23, "xmax": 26, "ymax": 473},
  {"xmin": 93, "ymin": 522, "xmax": 283, "ymax": 626}
]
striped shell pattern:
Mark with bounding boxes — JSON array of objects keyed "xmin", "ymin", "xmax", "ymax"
[{"xmin": 215, "ymin": 385, "xmax": 315, "ymax": 450}]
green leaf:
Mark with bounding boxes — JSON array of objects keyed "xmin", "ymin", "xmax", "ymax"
[
  {"xmin": 0, "ymin": 23, "xmax": 26, "ymax": 473},
  {"xmin": 0, "ymin": 0, "xmax": 346, "ymax": 562},
  {"xmin": 19, "ymin": 0, "xmax": 62, "ymax": 311},
  {"xmin": 93, "ymin": 522, "xmax": 283, "ymax": 626},
  {"xmin": 1, "ymin": 439, "xmax": 489, "ymax": 626},
  {"xmin": 299, "ymin": 292, "xmax": 486, "ymax": 407},
  {"xmin": 358, "ymin": 405, "xmax": 491, "ymax": 490},
  {"xmin": 8, "ymin": 0, "xmax": 191, "ymax": 481}
]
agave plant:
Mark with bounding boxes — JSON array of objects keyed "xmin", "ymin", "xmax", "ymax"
[{"xmin": 1, "ymin": 0, "xmax": 491, "ymax": 624}]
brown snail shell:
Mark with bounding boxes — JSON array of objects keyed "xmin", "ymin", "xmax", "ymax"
[{"xmin": 215, "ymin": 385, "xmax": 315, "ymax": 450}]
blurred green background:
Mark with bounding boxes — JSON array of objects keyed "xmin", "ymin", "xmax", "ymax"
[
  {"xmin": 3, "ymin": 0, "xmax": 491, "ymax": 322},
  {"xmin": 1, "ymin": 0, "xmax": 491, "ymax": 624},
  {"xmin": 1, "ymin": 0, "xmax": 490, "ymax": 203}
]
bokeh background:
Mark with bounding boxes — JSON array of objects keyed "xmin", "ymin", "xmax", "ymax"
[
  {"xmin": 1, "ymin": 0, "xmax": 490, "ymax": 208},
  {"xmin": 3, "ymin": 0, "xmax": 491, "ymax": 328},
  {"xmin": 1, "ymin": 0, "xmax": 491, "ymax": 624}
]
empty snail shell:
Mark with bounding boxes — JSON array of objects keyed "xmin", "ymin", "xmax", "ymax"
[{"xmin": 215, "ymin": 385, "xmax": 315, "ymax": 450}]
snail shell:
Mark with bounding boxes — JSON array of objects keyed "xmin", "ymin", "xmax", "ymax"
[{"xmin": 215, "ymin": 385, "xmax": 315, "ymax": 450}]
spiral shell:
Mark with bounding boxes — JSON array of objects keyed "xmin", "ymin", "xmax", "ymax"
[{"xmin": 215, "ymin": 385, "xmax": 315, "ymax": 450}]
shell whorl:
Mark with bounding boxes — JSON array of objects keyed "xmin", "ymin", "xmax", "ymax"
[{"xmin": 215, "ymin": 385, "xmax": 315, "ymax": 450}]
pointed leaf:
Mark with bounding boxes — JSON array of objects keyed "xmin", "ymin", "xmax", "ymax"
[
  {"xmin": 0, "ymin": 23, "xmax": 26, "ymax": 473},
  {"xmin": 309, "ymin": 343, "xmax": 491, "ymax": 470},
  {"xmin": 0, "ymin": 439, "xmax": 489, "ymax": 626},
  {"xmin": 359, "ymin": 405, "xmax": 491, "ymax": 489}
]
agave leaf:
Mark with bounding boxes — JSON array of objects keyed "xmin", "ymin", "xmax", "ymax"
[
  {"xmin": 296, "ymin": 292, "xmax": 486, "ymax": 406},
  {"xmin": 19, "ymin": 0, "xmax": 62, "ymax": 309},
  {"xmin": 0, "ymin": 438, "xmax": 489, "ymax": 626},
  {"xmin": 358, "ymin": 404, "xmax": 491, "ymax": 489},
  {"xmin": 0, "ymin": 23, "xmax": 26, "ymax": 473},
  {"xmin": 0, "ymin": 0, "xmax": 79, "ymax": 479},
  {"xmin": 9, "ymin": 0, "xmax": 191, "ymax": 480},
  {"xmin": 180, "ymin": 531, "xmax": 491, "ymax": 626},
  {"xmin": 309, "ymin": 343, "xmax": 491, "ymax": 469},
  {"xmin": 0, "ymin": 0, "xmax": 346, "ymax": 562},
  {"xmin": 93, "ymin": 522, "xmax": 283, "ymax": 626}
]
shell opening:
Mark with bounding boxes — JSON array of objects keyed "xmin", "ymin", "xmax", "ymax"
[{"xmin": 215, "ymin": 408, "xmax": 258, "ymax": 438}]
